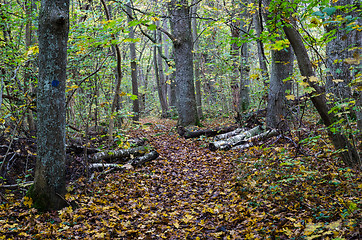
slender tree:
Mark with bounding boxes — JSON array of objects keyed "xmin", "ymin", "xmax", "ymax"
[
  {"xmin": 126, "ymin": 2, "xmax": 140, "ymax": 122},
  {"xmin": 100, "ymin": 0, "xmax": 123, "ymax": 141},
  {"xmin": 191, "ymin": 1, "xmax": 203, "ymax": 119},
  {"xmin": 27, "ymin": 0, "xmax": 70, "ymax": 211}
]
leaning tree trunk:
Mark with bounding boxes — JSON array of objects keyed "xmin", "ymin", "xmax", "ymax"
[
  {"xmin": 283, "ymin": 24, "xmax": 360, "ymax": 168},
  {"xmin": 28, "ymin": 0, "xmax": 69, "ymax": 211},
  {"xmin": 266, "ymin": 45, "xmax": 294, "ymax": 130},
  {"xmin": 168, "ymin": 0, "xmax": 199, "ymax": 126},
  {"xmin": 254, "ymin": 2, "xmax": 269, "ymax": 87}
]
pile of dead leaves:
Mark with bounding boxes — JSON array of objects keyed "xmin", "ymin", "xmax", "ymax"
[{"xmin": 0, "ymin": 117, "xmax": 360, "ymax": 239}]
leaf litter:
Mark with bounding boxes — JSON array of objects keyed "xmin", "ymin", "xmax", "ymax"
[{"xmin": 0, "ymin": 117, "xmax": 360, "ymax": 239}]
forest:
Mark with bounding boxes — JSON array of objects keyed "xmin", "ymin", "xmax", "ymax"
[{"xmin": 0, "ymin": 0, "xmax": 361, "ymax": 239}]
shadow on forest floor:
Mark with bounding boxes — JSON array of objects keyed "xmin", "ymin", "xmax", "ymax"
[{"xmin": 0, "ymin": 117, "xmax": 360, "ymax": 239}]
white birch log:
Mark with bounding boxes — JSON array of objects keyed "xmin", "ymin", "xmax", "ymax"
[
  {"xmin": 214, "ymin": 128, "xmax": 245, "ymax": 140},
  {"xmin": 209, "ymin": 125, "xmax": 263, "ymax": 151},
  {"xmin": 231, "ymin": 129, "xmax": 279, "ymax": 150},
  {"xmin": 91, "ymin": 146, "xmax": 148, "ymax": 163}
]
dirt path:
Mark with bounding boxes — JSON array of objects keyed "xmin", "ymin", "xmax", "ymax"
[{"xmin": 113, "ymin": 118, "xmax": 249, "ymax": 239}]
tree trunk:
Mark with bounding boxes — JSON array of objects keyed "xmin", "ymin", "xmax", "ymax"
[
  {"xmin": 325, "ymin": 0, "xmax": 353, "ymax": 102},
  {"xmin": 266, "ymin": 45, "xmax": 294, "ymax": 130},
  {"xmin": 168, "ymin": 0, "xmax": 199, "ymax": 126},
  {"xmin": 191, "ymin": 1, "xmax": 203, "ymax": 119},
  {"xmin": 230, "ymin": 18, "xmax": 241, "ymax": 118},
  {"xmin": 154, "ymin": 32, "xmax": 169, "ymax": 118},
  {"xmin": 283, "ymin": 24, "xmax": 360, "ymax": 168},
  {"xmin": 126, "ymin": 3, "xmax": 139, "ymax": 122},
  {"xmin": 24, "ymin": 0, "xmax": 36, "ymax": 133},
  {"xmin": 100, "ymin": 0, "xmax": 123, "ymax": 141},
  {"xmin": 28, "ymin": 0, "xmax": 70, "ymax": 211},
  {"xmin": 354, "ymin": 6, "xmax": 362, "ymax": 134},
  {"xmin": 254, "ymin": 2, "xmax": 269, "ymax": 87},
  {"xmin": 239, "ymin": 7, "xmax": 250, "ymax": 114}
]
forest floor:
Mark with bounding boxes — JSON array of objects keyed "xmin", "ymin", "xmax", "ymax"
[{"xmin": 0, "ymin": 117, "xmax": 361, "ymax": 239}]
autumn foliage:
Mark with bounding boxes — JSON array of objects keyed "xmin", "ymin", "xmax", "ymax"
[{"xmin": 0, "ymin": 117, "xmax": 360, "ymax": 239}]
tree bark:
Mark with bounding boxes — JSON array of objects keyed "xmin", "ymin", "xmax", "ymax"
[
  {"xmin": 283, "ymin": 24, "xmax": 360, "ymax": 167},
  {"xmin": 168, "ymin": 0, "xmax": 199, "ymax": 126},
  {"xmin": 266, "ymin": 45, "xmax": 294, "ymax": 130},
  {"xmin": 239, "ymin": 6, "xmax": 250, "ymax": 114},
  {"xmin": 191, "ymin": 1, "xmax": 203, "ymax": 119},
  {"xmin": 325, "ymin": 0, "xmax": 354, "ymax": 102},
  {"xmin": 254, "ymin": 2, "xmax": 269, "ymax": 87},
  {"xmin": 29, "ymin": 0, "xmax": 70, "ymax": 211},
  {"xmin": 154, "ymin": 22, "xmax": 169, "ymax": 118},
  {"xmin": 126, "ymin": 3, "xmax": 140, "ymax": 122}
]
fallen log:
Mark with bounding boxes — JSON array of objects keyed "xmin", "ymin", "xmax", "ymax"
[
  {"xmin": 128, "ymin": 150, "xmax": 159, "ymax": 167},
  {"xmin": 231, "ymin": 129, "xmax": 279, "ymax": 150},
  {"xmin": 214, "ymin": 128, "xmax": 245, "ymax": 140},
  {"xmin": 209, "ymin": 125, "xmax": 264, "ymax": 151},
  {"xmin": 89, "ymin": 150, "xmax": 159, "ymax": 170},
  {"xmin": 91, "ymin": 146, "xmax": 148, "ymax": 163},
  {"xmin": 178, "ymin": 125, "xmax": 238, "ymax": 139}
]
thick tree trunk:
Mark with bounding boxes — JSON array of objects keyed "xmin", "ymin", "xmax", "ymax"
[
  {"xmin": 325, "ymin": 0, "xmax": 354, "ymax": 102},
  {"xmin": 283, "ymin": 24, "xmax": 360, "ymax": 167},
  {"xmin": 266, "ymin": 45, "xmax": 294, "ymax": 130},
  {"xmin": 126, "ymin": 4, "xmax": 140, "ymax": 122},
  {"xmin": 29, "ymin": 0, "xmax": 70, "ymax": 211},
  {"xmin": 168, "ymin": 0, "xmax": 199, "ymax": 126}
]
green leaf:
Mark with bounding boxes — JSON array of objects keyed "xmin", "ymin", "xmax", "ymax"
[
  {"xmin": 147, "ymin": 24, "xmax": 157, "ymax": 31},
  {"xmin": 312, "ymin": 11, "xmax": 325, "ymax": 17},
  {"xmin": 130, "ymin": 95, "xmax": 138, "ymax": 101},
  {"xmin": 323, "ymin": 7, "xmax": 336, "ymax": 16}
]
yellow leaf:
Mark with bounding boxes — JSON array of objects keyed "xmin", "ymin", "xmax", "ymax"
[
  {"xmin": 151, "ymin": 17, "xmax": 159, "ymax": 21},
  {"xmin": 119, "ymin": 92, "xmax": 126, "ymax": 97},
  {"xmin": 23, "ymin": 196, "xmax": 33, "ymax": 208},
  {"xmin": 173, "ymin": 221, "xmax": 180, "ymax": 228},
  {"xmin": 285, "ymin": 94, "xmax": 296, "ymax": 100},
  {"xmin": 332, "ymin": 79, "xmax": 344, "ymax": 83},
  {"xmin": 309, "ymin": 76, "xmax": 318, "ymax": 82}
]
